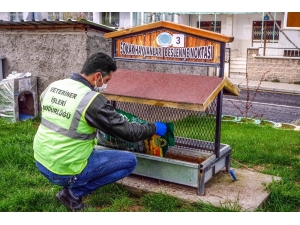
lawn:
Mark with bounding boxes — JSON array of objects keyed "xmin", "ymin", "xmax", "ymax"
[{"xmin": 0, "ymin": 116, "xmax": 300, "ymax": 213}]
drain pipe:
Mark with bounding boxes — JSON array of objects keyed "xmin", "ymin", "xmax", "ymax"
[{"xmin": 0, "ymin": 56, "xmax": 4, "ymax": 81}]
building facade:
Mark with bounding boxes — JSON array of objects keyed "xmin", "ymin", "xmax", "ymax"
[{"xmin": 1, "ymin": 12, "xmax": 299, "ymax": 82}]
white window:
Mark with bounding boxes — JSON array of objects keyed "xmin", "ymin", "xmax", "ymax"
[
  {"xmin": 164, "ymin": 13, "xmax": 174, "ymax": 22},
  {"xmin": 10, "ymin": 12, "xmax": 23, "ymax": 21},
  {"xmin": 83, "ymin": 12, "xmax": 93, "ymax": 21},
  {"xmin": 143, "ymin": 12, "xmax": 174, "ymax": 24},
  {"xmin": 101, "ymin": 12, "xmax": 119, "ymax": 27},
  {"xmin": 47, "ymin": 12, "xmax": 93, "ymax": 21},
  {"xmin": 144, "ymin": 12, "xmax": 157, "ymax": 23},
  {"xmin": 48, "ymin": 12, "xmax": 62, "ymax": 21},
  {"xmin": 132, "ymin": 12, "xmax": 142, "ymax": 27}
]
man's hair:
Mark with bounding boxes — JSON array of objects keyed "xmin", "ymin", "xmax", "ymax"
[{"xmin": 80, "ymin": 52, "xmax": 117, "ymax": 77}]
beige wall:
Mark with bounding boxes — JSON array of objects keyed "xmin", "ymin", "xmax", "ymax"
[{"xmin": 247, "ymin": 48, "xmax": 300, "ymax": 83}]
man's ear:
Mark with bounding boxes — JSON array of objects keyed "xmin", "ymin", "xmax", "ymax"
[{"xmin": 93, "ymin": 72, "xmax": 101, "ymax": 81}]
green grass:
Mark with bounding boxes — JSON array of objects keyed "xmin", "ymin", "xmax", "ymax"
[
  {"xmin": 0, "ymin": 116, "xmax": 300, "ymax": 212},
  {"xmin": 272, "ymin": 78, "xmax": 280, "ymax": 83},
  {"xmin": 222, "ymin": 122, "xmax": 300, "ymax": 212},
  {"xmin": 293, "ymin": 81, "xmax": 300, "ymax": 85}
]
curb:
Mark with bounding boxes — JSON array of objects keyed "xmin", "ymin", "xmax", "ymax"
[
  {"xmin": 231, "ymin": 83, "xmax": 300, "ymax": 95},
  {"xmin": 275, "ymin": 123, "xmax": 300, "ymax": 131},
  {"xmin": 222, "ymin": 115, "xmax": 300, "ymax": 131}
]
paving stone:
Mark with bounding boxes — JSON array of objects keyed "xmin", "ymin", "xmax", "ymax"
[{"xmin": 117, "ymin": 168, "xmax": 281, "ymax": 212}]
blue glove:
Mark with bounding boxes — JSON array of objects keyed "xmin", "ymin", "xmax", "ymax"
[{"xmin": 154, "ymin": 122, "xmax": 167, "ymax": 136}]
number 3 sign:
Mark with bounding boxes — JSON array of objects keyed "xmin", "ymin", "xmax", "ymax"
[{"xmin": 172, "ymin": 34, "xmax": 185, "ymax": 47}]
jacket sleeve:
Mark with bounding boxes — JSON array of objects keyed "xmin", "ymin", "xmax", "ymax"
[{"xmin": 85, "ymin": 94, "xmax": 156, "ymax": 142}]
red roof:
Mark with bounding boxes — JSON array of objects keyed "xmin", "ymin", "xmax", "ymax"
[{"xmin": 103, "ymin": 69, "xmax": 239, "ymax": 111}]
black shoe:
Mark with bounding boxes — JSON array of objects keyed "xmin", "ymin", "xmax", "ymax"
[{"xmin": 56, "ymin": 187, "xmax": 84, "ymax": 212}]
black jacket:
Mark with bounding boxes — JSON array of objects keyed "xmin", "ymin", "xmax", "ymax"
[{"xmin": 70, "ymin": 73, "xmax": 156, "ymax": 142}]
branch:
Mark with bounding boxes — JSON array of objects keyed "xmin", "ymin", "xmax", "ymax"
[
  {"xmin": 228, "ymin": 99, "xmax": 245, "ymax": 117},
  {"xmin": 267, "ymin": 12, "xmax": 300, "ymax": 50}
]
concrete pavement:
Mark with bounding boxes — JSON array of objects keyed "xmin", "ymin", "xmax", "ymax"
[
  {"xmin": 117, "ymin": 168, "xmax": 281, "ymax": 212},
  {"xmin": 228, "ymin": 76, "xmax": 300, "ymax": 94}
]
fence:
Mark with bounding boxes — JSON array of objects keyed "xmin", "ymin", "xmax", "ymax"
[{"xmin": 258, "ymin": 46, "xmax": 300, "ymax": 57}]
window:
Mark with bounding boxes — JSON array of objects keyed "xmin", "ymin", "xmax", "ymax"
[
  {"xmin": 84, "ymin": 12, "xmax": 93, "ymax": 21},
  {"xmin": 47, "ymin": 12, "xmax": 93, "ymax": 21},
  {"xmin": 110, "ymin": 12, "xmax": 119, "ymax": 27},
  {"xmin": 132, "ymin": 12, "xmax": 142, "ymax": 27},
  {"xmin": 197, "ymin": 21, "xmax": 221, "ymax": 33},
  {"xmin": 48, "ymin": 12, "xmax": 61, "ymax": 21},
  {"xmin": 164, "ymin": 13, "xmax": 174, "ymax": 22},
  {"xmin": 152, "ymin": 13, "xmax": 162, "ymax": 22},
  {"xmin": 102, "ymin": 12, "xmax": 119, "ymax": 27},
  {"xmin": 286, "ymin": 12, "xmax": 300, "ymax": 27},
  {"xmin": 252, "ymin": 21, "xmax": 281, "ymax": 42},
  {"xmin": 10, "ymin": 12, "xmax": 23, "ymax": 21},
  {"xmin": 143, "ymin": 12, "xmax": 174, "ymax": 24},
  {"xmin": 144, "ymin": 12, "xmax": 154, "ymax": 23}
]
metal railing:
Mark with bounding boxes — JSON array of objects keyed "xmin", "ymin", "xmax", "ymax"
[{"xmin": 258, "ymin": 46, "xmax": 300, "ymax": 57}]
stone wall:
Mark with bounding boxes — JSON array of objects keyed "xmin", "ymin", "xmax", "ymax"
[
  {"xmin": 86, "ymin": 30, "xmax": 112, "ymax": 57},
  {"xmin": 247, "ymin": 48, "xmax": 300, "ymax": 83},
  {"xmin": 0, "ymin": 28, "xmax": 112, "ymax": 113},
  {"xmin": 0, "ymin": 29, "xmax": 112, "ymax": 97}
]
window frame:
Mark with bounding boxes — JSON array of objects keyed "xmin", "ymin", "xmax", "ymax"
[
  {"xmin": 252, "ymin": 20, "xmax": 281, "ymax": 43},
  {"xmin": 9, "ymin": 12, "xmax": 23, "ymax": 21},
  {"xmin": 132, "ymin": 12, "xmax": 142, "ymax": 27},
  {"xmin": 101, "ymin": 12, "xmax": 119, "ymax": 27},
  {"xmin": 283, "ymin": 12, "xmax": 300, "ymax": 30},
  {"xmin": 47, "ymin": 12, "xmax": 93, "ymax": 21},
  {"xmin": 142, "ymin": 12, "xmax": 174, "ymax": 24},
  {"xmin": 197, "ymin": 21, "xmax": 221, "ymax": 33}
]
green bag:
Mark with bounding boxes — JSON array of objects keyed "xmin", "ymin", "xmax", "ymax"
[{"xmin": 96, "ymin": 108, "xmax": 174, "ymax": 157}]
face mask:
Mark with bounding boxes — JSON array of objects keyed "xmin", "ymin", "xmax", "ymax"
[{"xmin": 94, "ymin": 77, "xmax": 107, "ymax": 92}]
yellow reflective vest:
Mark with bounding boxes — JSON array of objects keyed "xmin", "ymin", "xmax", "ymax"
[{"xmin": 33, "ymin": 78, "xmax": 99, "ymax": 175}]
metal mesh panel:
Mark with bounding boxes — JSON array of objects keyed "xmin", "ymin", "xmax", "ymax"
[{"xmin": 114, "ymin": 97, "xmax": 218, "ymax": 154}]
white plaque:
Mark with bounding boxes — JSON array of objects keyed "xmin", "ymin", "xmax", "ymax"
[{"xmin": 172, "ymin": 34, "xmax": 185, "ymax": 47}]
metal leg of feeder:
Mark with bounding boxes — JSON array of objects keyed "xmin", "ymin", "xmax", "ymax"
[
  {"xmin": 198, "ymin": 169, "xmax": 206, "ymax": 196},
  {"xmin": 225, "ymin": 152, "xmax": 231, "ymax": 172}
]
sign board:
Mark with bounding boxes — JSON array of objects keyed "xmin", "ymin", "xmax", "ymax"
[{"xmin": 115, "ymin": 29, "xmax": 221, "ymax": 64}]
